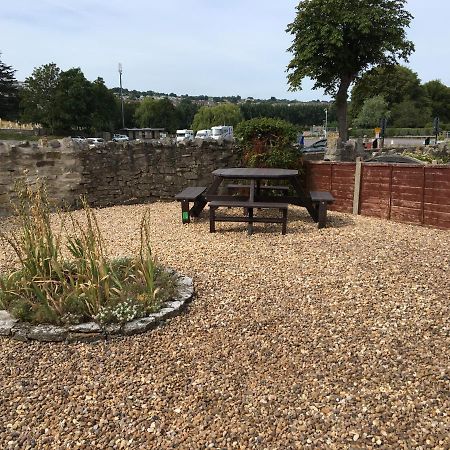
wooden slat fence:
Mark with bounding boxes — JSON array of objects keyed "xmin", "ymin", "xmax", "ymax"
[{"xmin": 305, "ymin": 162, "xmax": 450, "ymax": 229}]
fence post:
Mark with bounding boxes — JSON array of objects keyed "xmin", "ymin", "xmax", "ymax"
[{"xmin": 353, "ymin": 157, "xmax": 362, "ymax": 215}]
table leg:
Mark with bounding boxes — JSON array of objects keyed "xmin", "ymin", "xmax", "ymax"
[
  {"xmin": 247, "ymin": 208, "xmax": 254, "ymax": 235},
  {"xmin": 209, "ymin": 206, "xmax": 216, "ymax": 232},
  {"xmin": 317, "ymin": 201, "xmax": 327, "ymax": 229}
]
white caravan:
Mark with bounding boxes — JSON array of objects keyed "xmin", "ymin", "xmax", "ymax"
[
  {"xmin": 211, "ymin": 125, "xmax": 234, "ymax": 141},
  {"xmin": 176, "ymin": 129, "xmax": 194, "ymax": 142},
  {"xmin": 195, "ymin": 129, "xmax": 212, "ymax": 139}
]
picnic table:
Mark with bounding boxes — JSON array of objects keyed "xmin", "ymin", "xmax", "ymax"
[{"xmin": 176, "ymin": 167, "xmax": 334, "ymax": 234}]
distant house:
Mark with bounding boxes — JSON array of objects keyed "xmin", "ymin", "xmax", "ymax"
[{"xmin": 122, "ymin": 128, "xmax": 165, "ymax": 140}]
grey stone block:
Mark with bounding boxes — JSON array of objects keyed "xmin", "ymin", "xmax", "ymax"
[
  {"xmin": 28, "ymin": 325, "xmax": 67, "ymax": 342},
  {"xmin": 68, "ymin": 322, "xmax": 102, "ymax": 333},
  {"xmin": 122, "ymin": 316, "xmax": 157, "ymax": 336},
  {"xmin": 0, "ymin": 310, "xmax": 18, "ymax": 336},
  {"xmin": 11, "ymin": 324, "xmax": 30, "ymax": 342}
]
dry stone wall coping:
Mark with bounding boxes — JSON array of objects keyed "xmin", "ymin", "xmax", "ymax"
[{"xmin": 0, "ymin": 272, "xmax": 193, "ymax": 343}]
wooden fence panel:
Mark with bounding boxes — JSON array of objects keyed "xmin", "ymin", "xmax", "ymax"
[
  {"xmin": 305, "ymin": 162, "xmax": 450, "ymax": 229},
  {"xmin": 390, "ymin": 166, "xmax": 424, "ymax": 225},
  {"xmin": 423, "ymin": 167, "xmax": 450, "ymax": 229},
  {"xmin": 359, "ymin": 165, "xmax": 391, "ymax": 219}
]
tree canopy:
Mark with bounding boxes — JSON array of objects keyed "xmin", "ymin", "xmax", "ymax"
[
  {"xmin": 192, "ymin": 104, "xmax": 243, "ymax": 131},
  {"xmin": 350, "ymin": 65, "xmax": 427, "ymax": 117},
  {"xmin": 286, "ymin": 0, "xmax": 414, "ymax": 141},
  {"xmin": 353, "ymin": 95, "xmax": 390, "ymax": 128},
  {"xmin": 134, "ymin": 97, "xmax": 178, "ymax": 132},
  {"xmin": 0, "ymin": 53, "xmax": 20, "ymax": 120},
  {"xmin": 423, "ymin": 80, "xmax": 450, "ymax": 123},
  {"xmin": 21, "ymin": 64, "xmax": 120, "ymax": 133}
]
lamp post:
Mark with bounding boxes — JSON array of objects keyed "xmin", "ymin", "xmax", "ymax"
[
  {"xmin": 324, "ymin": 108, "xmax": 328, "ymax": 138},
  {"xmin": 118, "ymin": 63, "xmax": 125, "ymax": 129}
]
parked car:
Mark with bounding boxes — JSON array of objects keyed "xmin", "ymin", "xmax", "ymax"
[
  {"xmin": 112, "ymin": 134, "xmax": 129, "ymax": 142},
  {"xmin": 87, "ymin": 137, "xmax": 104, "ymax": 148},
  {"xmin": 71, "ymin": 136, "xmax": 86, "ymax": 143},
  {"xmin": 301, "ymin": 138, "xmax": 327, "ymax": 152}
]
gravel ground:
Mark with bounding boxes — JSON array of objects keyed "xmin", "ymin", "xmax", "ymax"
[{"xmin": 0, "ymin": 202, "xmax": 449, "ymax": 449}]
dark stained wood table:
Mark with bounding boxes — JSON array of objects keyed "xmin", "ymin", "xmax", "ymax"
[{"xmin": 204, "ymin": 167, "xmax": 317, "ymax": 221}]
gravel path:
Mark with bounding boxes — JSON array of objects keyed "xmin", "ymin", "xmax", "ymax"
[{"xmin": 1, "ymin": 202, "xmax": 449, "ymax": 449}]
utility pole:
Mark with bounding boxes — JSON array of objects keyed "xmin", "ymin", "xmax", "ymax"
[
  {"xmin": 324, "ymin": 108, "xmax": 328, "ymax": 138},
  {"xmin": 118, "ymin": 63, "xmax": 125, "ymax": 129}
]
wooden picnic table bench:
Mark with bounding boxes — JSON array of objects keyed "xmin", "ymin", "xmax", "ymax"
[
  {"xmin": 209, "ymin": 199, "xmax": 288, "ymax": 235},
  {"xmin": 310, "ymin": 191, "xmax": 335, "ymax": 229},
  {"xmin": 174, "ymin": 186, "xmax": 207, "ymax": 224}
]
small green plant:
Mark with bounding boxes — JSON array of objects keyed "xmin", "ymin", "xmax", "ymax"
[{"xmin": 0, "ymin": 181, "xmax": 177, "ymax": 325}]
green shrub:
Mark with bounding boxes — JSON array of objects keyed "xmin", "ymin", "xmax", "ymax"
[
  {"xmin": 235, "ymin": 118, "xmax": 300, "ymax": 169},
  {"xmin": 0, "ymin": 181, "xmax": 177, "ymax": 325}
]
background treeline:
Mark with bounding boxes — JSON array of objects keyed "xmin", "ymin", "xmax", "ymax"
[{"xmin": 1, "ymin": 53, "xmax": 449, "ymax": 135}]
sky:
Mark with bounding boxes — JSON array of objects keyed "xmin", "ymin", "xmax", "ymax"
[{"xmin": 1, "ymin": 0, "xmax": 449, "ymax": 101}]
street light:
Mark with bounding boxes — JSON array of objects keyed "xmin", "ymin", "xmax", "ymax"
[
  {"xmin": 324, "ymin": 108, "xmax": 328, "ymax": 138},
  {"xmin": 118, "ymin": 63, "xmax": 125, "ymax": 129}
]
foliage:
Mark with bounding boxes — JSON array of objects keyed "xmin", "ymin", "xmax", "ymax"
[
  {"xmin": 176, "ymin": 98, "xmax": 199, "ymax": 129},
  {"xmin": 134, "ymin": 97, "xmax": 178, "ymax": 132},
  {"xmin": 0, "ymin": 53, "xmax": 20, "ymax": 120},
  {"xmin": 21, "ymin": 63, "xmax": 124, "ymax": 133},
  {"xmin": 286, "ymin": 0, "xmax": 414, "ymax": 141},
  {"xmin": 423, "ymin": 80, "xmax": 450, "ymax": 123},
  {"xmin": 0, "ymin": 182, "xmax": 177, "ymax": 325},
  {"xmin": 235, "ymin": 118, "xmax": 300, "ymax": 169},
  {"xmin": 0, "ymin": 130, "xmax": 41, "ymax": 141},
  {"xmin": 240, "ymin": 101, "xmax": 335, "ymax": 128},
  {"xmin": 350, "ymin": 66, "xmax": 427, "ymax": 114},
  {"xmin": 390, "ymin": 100, "xmax": 432, "ymax": 128},
  {"xmin": 90, "ymin": 77, "xmax": 120, "ymax": 132},
  {"xmin": 353, "ymin": 96, "xmax": 390, "ymax": 128},
  {"xmin": 21, "ymin": 63, "xmax": 61, "ymax": 131},
  {"xmin": 52, "ymin": 68, "xmax": 94, "ymax": 131},
  {"xmin": 403, "ymin": 152, "xmax": 449, "ymax": 165},
  {"xmin": 192, "ymin": 103, "xmax": 243, "ymax": 131}
]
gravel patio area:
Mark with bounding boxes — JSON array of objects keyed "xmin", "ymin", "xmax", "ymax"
[{"xmin": 1, "ymin": 202, "xmax": 449, "ymax": 449}]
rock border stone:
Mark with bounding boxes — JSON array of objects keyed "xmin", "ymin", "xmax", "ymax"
[{"xmin": 0, "ymin": 272, "xmax": 193, "ymax": 343}]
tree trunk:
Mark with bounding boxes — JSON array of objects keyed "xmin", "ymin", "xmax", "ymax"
[{"xmin": 335, "ymin": 77, "xmax": 352, "ymax": 143}]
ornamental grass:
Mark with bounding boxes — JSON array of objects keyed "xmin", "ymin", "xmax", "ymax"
[{"xmin": 0, "ymin": 182, "xmax": 176, "ymax": 325}]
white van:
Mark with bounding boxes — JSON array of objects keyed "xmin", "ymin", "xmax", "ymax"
[
  {"xmin": 211, "ymin": 125, "xmax": 234, "ymax": 141},
  {"xmin": 176, "ymin": 129, "xmax": 194, "ymax": 142},
  {"xmin": 195, "ymin": 129, "xmax": 212, "ymax": 139}
]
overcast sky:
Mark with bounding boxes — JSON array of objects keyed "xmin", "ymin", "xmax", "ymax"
[{"xmin": 1, "ymin": 0, "xmax": 449, "ymax": 101}]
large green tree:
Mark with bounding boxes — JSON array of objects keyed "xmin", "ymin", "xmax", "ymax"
[
  {"xmin": 286, "ymin": 0, "xmax": 414, "ymax": 142},
  {"xmin": 0, "ymin": 53, "xmax": 20, "ymax": 120},
  {"xmin": 423, "ymin": 80, "xmax": 450, "ymax": 123},
  {"xmin": 21, "ymin": 63, "xmax": 61, "ymax": 130},
  {"xmin": 134, "ymin": 97, "xmax": 178, "ymax": 132},
  {"xmin": 350, "ymin": 65, "xmax": 428, "ymax": 118},
  {"xmin": 176, "ymin": 98, "xmax": 199, "ymax": 129},
  {"xmin": 353, "ymin": 95, "xmax": 390, "ymax": 128},
  {"xmin": 191, "ymin": 103, "xmax": 243, "ymax": 131},
  {"xmin": 91, "ymin": 77, "xmax": 119, "ymax": 132},
  {"xmin": 52, "ymin": 68, "xmax": 94, "ymax": 131}
]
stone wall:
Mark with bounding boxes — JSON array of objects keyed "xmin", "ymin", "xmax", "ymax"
[{"xmin": 0, "ymin": 138, "xmax": 241, "ymax": 216}]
